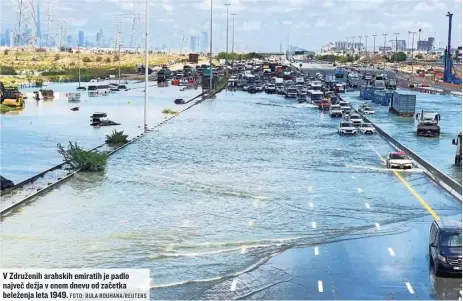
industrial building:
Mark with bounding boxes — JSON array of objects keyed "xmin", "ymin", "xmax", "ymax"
[{"xmin": 417, "ymin": 37, "xmax": 435, "ymax": 52}]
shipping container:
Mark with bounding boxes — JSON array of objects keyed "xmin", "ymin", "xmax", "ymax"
[{"xmin": 390, "ymin": 92, "xmax": 416, "ymax": 116}]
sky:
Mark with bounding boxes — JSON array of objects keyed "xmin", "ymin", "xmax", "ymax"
[{"xmin": 0, "ymin": 0, "xmax": 462, "ymax": 52}]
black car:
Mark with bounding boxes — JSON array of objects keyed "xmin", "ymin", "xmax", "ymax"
[{"xmin": 429, "ymin": 220, "xmax": 462, "ymax": 276}]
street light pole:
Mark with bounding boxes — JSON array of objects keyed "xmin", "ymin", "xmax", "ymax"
[
  {"xmin": 410, "ymin": 31, "xmax": 417, "ymax": 82},
  {"xmin": 382, "ymin": 33, "xmax": 387, "ymax": 54},
  {"xmin": 394, "ymin": 32, "xmax": 400, "ymax": 65},
  {"xmin": 224, "ymin": 3, "xmax": 230, "ymax": 63},
  {"xmin": 358, "ymin": 36, "xmax": 362, "ymax": 53},
  {"xmin": 372, "ymin": 34, "xmax": 377, "ymax": 69},
  {"xmin": 144, "ymin": 0, "xmax": 148, "ymax": 131},
  {"xmin": 209, "ymin": 0, "xmax": 213, "ymax": 94},
  {"xmin": 231, "ymin": 13, "xmax": 237, "ymax": 67}
]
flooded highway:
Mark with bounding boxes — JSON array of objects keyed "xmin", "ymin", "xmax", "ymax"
[{"xmin": 1, "ymin": 81, "xmax": 461, "ymax": 299}]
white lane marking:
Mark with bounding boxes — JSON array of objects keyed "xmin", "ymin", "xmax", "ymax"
[
  {"xmin": 308, "ymin": 202, "xmax": 314, "ymax": 208},
  {"xmin": 312, "ymin": 222, "xmax": 317, "ymax": 229},
  {"xmin": 307, "ymin": 185, "xmax": 313, "ymax": 192},
  {"xmin": 318, "ymin": 280, "xmax": 323, "ymax": 293},
  {"xmin": 314, "ymin": 247, "xmax": 319, "ymax": 256},
  {"xmin": 365, "ymin": 202, "xmax": 371, "ymax": 209},
  {"xmin": 230, "ymin": 279, "xmax": 237, "ymax": 292},
  {"xmin": 375, "ymin": 223, "xmax": 381, "ymax": 230},
  {"xmin": 357, "ymin": 188, "xmax": 363, "ymax": 193},
  {"xmin": 241, "ymin": 246, "xmax": 247, "ymax": 254},
  {"xmin": 405, "ymin": 282, "xmax": 414, "ymax": 294},
  {"xmin": 388, "ymin": 248, "xmax": 396, "ymax": 256}
]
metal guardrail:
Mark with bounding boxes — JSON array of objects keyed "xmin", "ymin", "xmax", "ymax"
[{"xmin": 360, "ymin": 113, "xmax": 462, "ymax": 201}]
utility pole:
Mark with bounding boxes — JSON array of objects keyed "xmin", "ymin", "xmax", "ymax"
[
  {"xmin": 231, "ymin": 13, "xmax": 237, "ymax": 67},
  {"xmin": 209, "ymin": 0, "xmax": 213, "ymax": 94},
  {"xmin": 365, "ymin": 35, "xmax": 368, "ymax": 54},
  {"xmin": 345, "ymin": 36, "xmax": 349, "ymax": 54},
  {"xmin": 118, "ymin": 43, "xmax": 121, "ymax": 85},
  {"xmin": 224, "ymin": 3, "xmax": 230, "ymax": 63},
  {"xmin": 394, "ymin": 32, "xmax": 400, "ymax": 64},
  {"xmin": 372, "ymin": 34, "xmax": 377, "ymax": 69},
  {"xmin": 410, "ymin": 31, "xmax": 417, "ymax": 82},
  {"xmin": 358, "ymin": 36, "xmax": 362, "ymax": 53},
  {"xmin": 383, "ymin": 33, "xmax": 387, "ymax": 54},
  {"xmin": 418, "ymin": 28, "xmax": 421, "ymax": 51},
  {"xmin": 351, "ymin": 36, "xmax": 355, "ymax": 52},
  {"xmin": 143, "ymin": 0, "xmax": 148, "ymax": 131},
  {"xmin": 407, "ymin": 31, "xmax": 410, "ymax": 53}
]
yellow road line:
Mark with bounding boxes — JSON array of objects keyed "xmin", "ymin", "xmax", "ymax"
[{"xmin": 393, "ymin": 170, "xmax": 440, "ymax": 221}]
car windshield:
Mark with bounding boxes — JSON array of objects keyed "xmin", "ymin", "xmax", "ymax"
[
  {"xmin": 440, "ymin": 232, "xmax": 462, "ymax": 247},
  {"xmin": 390, "ymin": 153, "xmax": 408, "ymax": 160},
  {"xmin": 341, "ymin": 123, "xmax": 352, "ymax": 127},
  {"xmin": 361, "ymin": 123, "xmax": 372, "ymax": 128},
  {"xmin": 350, "ymin": 115, "xmax": 361, "ymax": 119}
]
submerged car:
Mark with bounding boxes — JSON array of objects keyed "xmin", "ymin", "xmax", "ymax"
[
  {"xmin": 359, "ymin": 123, "xmax": 376, "ymax": 134},
  {"xmin": 386, "ymin": 151, "xmax": 412, "ymax": 169},
  {"xmin": 348, "ymin": 113, "xmax": 363, "ymax": 126},
  {"xmin": 329, "ymin": 105, "xmax": 343, "ymax": 117},
  {"xmin": 359, "ymin": 106, "xmax": 376, "ymax": 114},
  {"xmin": 429, "ymin": 220, "xmax": 462, "ymax": 276},
  {"xmin": 417, "ymin": 120, "xmax": 440, "ymax": 137},
  {"xmin": 338, "ymin": 121, "xmax": 357, "ymax": 135}
]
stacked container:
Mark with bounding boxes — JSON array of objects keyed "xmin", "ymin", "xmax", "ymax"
[{"xmin": 390, "ymin": 92, "xmax": 416, "ymax": 116}]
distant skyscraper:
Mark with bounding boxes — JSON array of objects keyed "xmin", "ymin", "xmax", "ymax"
[
  {"xmin": 200, "ymin": 31, "xmax": 208, "ymax": 53},
  {"xmin": 66, "ymin": 35, "xmax": 72, "ymax": 46},
  {"xmin": 5, "ymin": 29, "xmax": 11, "ymax": 47},
  {"xmin": 36, "ymin": 0, "xmax": 42, "ymax": 46},
  {"xmin": 96, "ymin": 29, "xmax": 104, "ymax": 47},
  {"xmin": 78, "ymin": 31, "xmax": 84, "ymax": 46},
  {"xmin": 190, "ymin": 36, "xmax": 198, "ymax": 52}
]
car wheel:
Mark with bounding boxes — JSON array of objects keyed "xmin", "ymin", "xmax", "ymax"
[
  {"xmin": 433, "ymin": 261, "xmax": 442, "ymax": 277},
  {"xmin": 386, "ymin": 161, "xmax": 390, "ymax": 169}
]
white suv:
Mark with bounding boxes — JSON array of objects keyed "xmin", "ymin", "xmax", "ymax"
[{"xmin": 338, "ymin": 121, "xmax": 357, "ymax": 135}]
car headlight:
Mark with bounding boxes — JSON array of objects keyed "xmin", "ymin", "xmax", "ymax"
[{"xmin": 438, "ymin": 253, "xmax": 447, "ymax": 263}]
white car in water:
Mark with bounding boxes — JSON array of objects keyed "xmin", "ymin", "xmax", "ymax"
[
  {"xmin": 358, "ymin": 123, "xmax": 376, "ymax": 134},
  {"xmin": 330, "ymin": 105, "xmax": 343, "ymax": 117},
  {"xmin": 338, "ymin": 121, "xmax": 357, "ymax": 135},
  {"xmin": 386, "ymin": 151, "xmax": 413, "ymax": 169},
  {"xmin": 359, "ymin": 106, "xmax": 376, "ymax": 114},
  {"xmin": 348, "ymin": 113, "xmax": 363, "ymax": 126}
]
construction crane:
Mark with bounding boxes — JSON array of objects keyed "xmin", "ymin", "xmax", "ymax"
[{"xmin": 443, "ymin": 12, "xmax": 461, "ymax": 85}]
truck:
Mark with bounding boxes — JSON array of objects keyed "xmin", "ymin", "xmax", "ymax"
[
  {"xmin": 452, "ymin": 133, "xmax": 462, "ymax": 165},
  {"xmin": 295, "ymin": 77, "xmax": 305, "ymax": 84},
  {"xmin": 335, "ymin": 67, "xmax": 345, "ymax": 78},
  {"xmin": 389, "ymin": 92, "xmax": 416, "ymax": 116},
  {"xmin": 385, "ymin": 78, "xmax": 397, "ymax": 90}
]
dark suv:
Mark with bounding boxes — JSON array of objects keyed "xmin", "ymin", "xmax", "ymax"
[{"xmin": 429, "ymin": 220, "xmax": 462, "ymax": 276}]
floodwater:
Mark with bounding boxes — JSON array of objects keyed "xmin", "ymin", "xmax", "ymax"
[
  {"xmin": 343, "ymin": 89, "xmax": 462, "ymax": 183},
  {"xmin": 1, "ymin": 84, "xmax": 461, "ymax": 299}
]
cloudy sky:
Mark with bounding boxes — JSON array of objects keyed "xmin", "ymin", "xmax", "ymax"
[{"xmin": 1, "ymin": 0, "xmax": 462, "ymax": 52}]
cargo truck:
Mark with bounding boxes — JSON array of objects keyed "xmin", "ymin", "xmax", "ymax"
[
  {"xmin": 335, "ymin": 67, "xmax": 345, "ymax": 78},
  {"xmin": 385, "ymin": 78, "xmax": 397, "ymax": 90},
  {"xmin": 389, "ymin": 92, "xmax": 416, "ymax": 116},
  {"xmin": 452, "ymin": 133, "xmax": 462, "ymax": 165}
]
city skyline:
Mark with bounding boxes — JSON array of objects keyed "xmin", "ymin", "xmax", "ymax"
[{"xmin": 0, "ymin": 0, "xmax": 462, "ymax": 52}]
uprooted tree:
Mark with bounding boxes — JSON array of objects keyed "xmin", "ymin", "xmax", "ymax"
[{"xmin": 57, "ymin": 141, "xmax": 107, "ymax": 172}]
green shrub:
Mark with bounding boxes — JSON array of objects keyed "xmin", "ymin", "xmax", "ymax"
[
  {"xmin": 82, "ymin": 57, "xmax": 92, "ymax": 63},
  {"xmin": 105, "ymin": 130, "xmax": 129, "ymax": 144},
  {"xmin": 96, "ymin": 56, "xmax": 103, "ymax": 62},
  {"xmin": 57, "ymin": 141, "xmax": 107, "ymax": 172},
  {"xmin": 162, "ymin": 108, "xmax": 178, "ymax": 114},
  {"xmin": 105, "ymin": 57, "xmax": 111, "ymax": 63},
  {"xmin": 54, "ymin": 54, "xmax": 60, "ymax": 61},
  {"xmin": 4, "ymin": 49, "xmax": 9, "ymax": 55}
]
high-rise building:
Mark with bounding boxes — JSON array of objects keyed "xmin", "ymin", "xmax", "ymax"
[
  {"xmin": 78, "ymin": 31, "xmax": 84, "ymax": 46},
  {"xmin": 417, "ymin": 37, "xmax": 434, "ymax": 52},
  {"xmin": 396, "ymin": 40, "xmax": 406, "ymax": 52},
  {"xmin": 66, "ymin": 35, "xmax": 73, "ymax": 46},
  {"xmin": 5, "ymin": 29, "xmax": 11, "ymax": 47},
  {"xmin": 36, "ymin": 1, "xmax": 42, "ymax": 46},
  {"xmin": 190, "ymin": 36, "xmax": 198, "ymax": 52},
  {"xmin": 96, "ymin": 29, "xmax": 104, "ymax": 47},
  {"xmin": 200, "ymin": 31, "xmax": 208, "ymax": 53}
]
